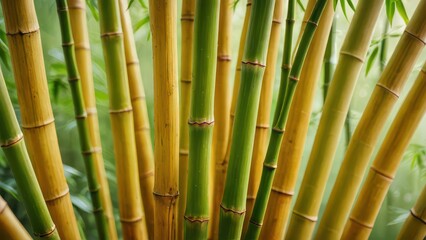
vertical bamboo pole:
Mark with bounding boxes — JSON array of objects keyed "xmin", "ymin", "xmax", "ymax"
[
  {"xmin": 98, "ymin": 0, "xmax": 147, "ymax": 238},
  {"xmin": 0, "ymin": 69, "xmax": 59, "ymax": 240},
  {"xmin": 218, "ymin": 0, "xmax": 276, "ymax": 238},
  {"xmin": 243, "ymin": 0, "xmax": 284, "ymax": 235},
  {"xmin": 1, "ymin": 1, "xmax": 80, "ymax": 239},
  {"xmin": 67, "ymin": 1, "xmax": 117, "ymax": 238},
  {"xmin": 148, "ymin": 1, "xmax": 180, "ymax": 239},
  {"xmin": 211, "ymin": 1, "xmax": 252, "ymax": 237},
  {"xmin": 397, "ymin": 184, "xmax": 426, "ymax": 240},
  {"xmin": 118, "ymin": 0, "xmax": 155, "ymax": 238},
  {"xmin": 0, "ymin": 196, "xmax": 32, "ymax": 240},
  {"xmin": 259, "ymin": 1, "xmax": 334, "ymax": 238},
  {"xmin": 342, "ymin": 62, "xmax": 426, "ymax": 240},
  {"xmin": 316, "ymin": 0, "xmax": 426, "ymax": 238}
]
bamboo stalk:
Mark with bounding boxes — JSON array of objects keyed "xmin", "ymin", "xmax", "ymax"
[
  {"xmin": 322, "ymin": 17, "xmax": 337, "ymax": 103},
  {"xmin": 259, "ymin": 1, "xmax": 334, "ymax": 238},
  {"xmin": 0, "ymin": 196, "xmax": 32, "ymax": 240},
  {"xmin": 97, "ymin": 0, "xmax": 147, "ymax": 238},
  {"xmin": 1, "ymin": 1, "xmax": 80, "ymax": 238},
  {"xmin": 178, "ymin": 0, "xmax": 195, "ymax": 239},
  {"xmin": 245, "ymin": 1, "xmax": 327, "ymax": 239},
  {"xmin": 397, "ymin": 184, "xmax": 426, "ymax": 240},
  {"xmin": 316, "ymin": 0, "xmax": 426, "ymax": 238},
  {"xmin": 0, "ymin": 69, "xmax": 59, "ymax": 240},
  {"xmin": 211, "ymin": 1, "xmax": 252, "ymax": 238},
  {"xmin": 283, "ymin": 0, "xmax": 384, "ymax": 239},
  {"xmin": 66, "ymin": 1, "xmax": 117, "ymax": 238},
  {"xmin": 55, "ymin": 0, "xmax": 110, "ymax": 238},
  {"xmin": 243, "ymin": 0, "xmax": 284, "ymax": 235},
  {"xmin": 218, "ymin": 0, "xmax": 276, "ymax": 238},
  {"xmin": 118, "ymin": 0, "xmax": 155, "ymax": 238},
  {"xmin": 184, "ymin": 1, "xmax": 220, "ymax": 238},
  {"xmin": 148, "ymin": 1, "xmax": 180, "ymax": 239},
  {"xmin": 341, "ymin": 62, "xmax": 426, "ymax": 240}
]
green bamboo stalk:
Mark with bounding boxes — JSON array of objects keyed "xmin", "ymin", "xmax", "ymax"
[
  {"xmin": 98, "ymin": 0, "xmax": 147, "ymax": 238},
  {"xmin": 245, "ymin": 1, "xmax": 327, "ymax": 239},
  {"xmin": 0, "ymin": 69, "xmax": 59, "ymax": 240},
  {"xmin": 316, "ymin": 0, "xmax": 426, "ymax": 238},
  {"xmin": 0, "ymin": 195, "xmax": 32, "ymax": 240},
  {"xmin": 218, "ymin": 1, "xmax": 276, "ymax": 238},
  {"xmin": 184, "ymin": 1, "xmax": 220, "ymax": 238},
  {"xmin": 55, "ymin": 0, "xmax": 109, "ymax": 238},
  {"xmin": 397, "ymin": 184, "xmax": 426, "ymax": 240},
  {"xmin": 284, "ymin": 0, "xmax": 385, "ymax": 238}
]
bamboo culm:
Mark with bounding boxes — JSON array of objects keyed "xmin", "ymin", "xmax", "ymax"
[
  {"xmin": 397, "ymin": 184, "xmax": 426, "ymax": 240},
  {"xmin": 245, "ymin": 1, "xmax": 328, "ymax": 239},
  {"xmin": 0, "ymin": 196, "xmax": 32, "ymax": 240}
]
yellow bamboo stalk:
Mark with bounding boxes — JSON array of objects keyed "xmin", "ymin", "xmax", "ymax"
[
  {"xmin": 148, "ymin": 1, "xmax": 180, "ymax": 239},
  {"xmin": 118, "ymin": 0, "xmax": 155, "ymax": 238},
  {"xmin": 397, "ymin": 184, "xmax": 426, "ymax": 240},
  {"xmin": 342, "ymin": 62, "xmax": 426, "ymax": 240},
  {"xmin": 178, "ymin": 0, "xmax": 195, "ymax": 239},
  {"xmin": 316, "ymin": 0, "xmax": 426, "ymax": 237},
  {"xmin": 243, "ymin": 0, "xmax": 284, "ymax": 235},
  {"xmin": 1, "ymin": 1, "xmax": 80, "ymax": 239},
  {"xmin": 211, "ymin": 1, "xmax": 252, "ymax": 238},
  {"xmin": 0, "ymin": 196, "xmax": 31, "ymax": 240},
  {"xmin": 259, "ymin": 1, "xmax": 334, "ymax": 239},
  {"xmin": 67, "ymin": 1, "xmax": 118, "ymax": 238}
]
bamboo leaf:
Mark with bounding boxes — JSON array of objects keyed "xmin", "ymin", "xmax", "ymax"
[
  {"xmin": 346, "ymin": 0, "xmax": 356, "ymax": 11},
  {"xmin": 385, "ymin": 0, "xmax": 396, "ymax": 25},
  {"xmin": 333, "ymin": 0, "xmax": 338, "ymax": 10},
  {"xmin": 340, "ymin": 0, "xmax": 348, "ymax": 20},
  {"xmin": 395, "ymin": 0, "xmax": 409, "ymax": 24},
  {"xmin": 366, "ymin": 46, "xmax": 379, "ymax": 75},
  {"xmin": 297, "ymin": 0, "xmax": 306, "ymax": 11},
  {"xmin": 0, "ymin": 182, "xmax": 20, "ymax": 201},
  {"xmin": 86, "ymin": 0, "xmax": 99, "ymax": 21}
]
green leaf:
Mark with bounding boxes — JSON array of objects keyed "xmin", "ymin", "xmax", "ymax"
[
  {"xmin": 395, "ymin": 0, "xmax": 409, "ymax": 24},
  {"xmin": 346, "ymin": 0, "xmax": 356, "ymax": 11},
  {"xmin": 133, "ymin": 15, "xmax": 150, "ymax": 32},
  {"xmin": 71, "ymin": 196, "xmax": 93, "ymax": 213},
  {"xmin": 385, "ymin": 0, "xmax": 396, "ymax": 25},
  {"xmin": 127, "ymin": 0, "xmax": 135, "ymax": 9},
  {"xmin": 86, "ymin": 0, "xmax": 99, "ymax": 21},
  {"xmin": 333, "ymin": 0, "xmax": 338, "ymax": 10},
  {"xmin": 340, "ymin": 0, "xmax": 348, "ymax": 20},
  {"xmin": 297, "ymin": 0, "xmax": 306, "ymax": 11},
  {"xmin": 366, "ymin": 46, "xmax": 379, "ymax": 75},
  {"xmin": 0, "ymin": 182, "xmax": 20, "ymax": 201}
]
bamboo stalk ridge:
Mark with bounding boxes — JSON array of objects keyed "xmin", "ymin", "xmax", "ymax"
[
  {"xmin": 184, "ymin": 0, "xmax": 220, "ymax": 238},
  {"xmin": 283, "ymin": 0, "xmax": 384, "ymax": 238},
  {"xmin": 1, "ymin": 1, "xmax": 81, "ymax": 238},
  {"xmin": 243, "ymin": 0, "xmax": 284, "ymax": 235},
  {"xmin": 397, "ymin": 184, "xmax": 426, "ymax": 240},
  {"xmin": 118, "ymin": 0, "xmax": 155, "ymax": 238},
  {"xmin": 245, "ymin": 1, "xmax": 328, "ymax": 239},
  {"xmin": 178, "ymin": 0, "xmax": 195, "ymax": 239},
  {"xmin": 56, "ymin": 0, "xmax": 110, "ymax": 238},
  {"xmin": 148, "ymin": 0, "xmax": 180, "ymax": 239},
  {"xmin": 66, "ymin": 1, "xmax": 117, "ymax": 238},
  {"xmin": 315, "ymin": 0, "xmax": 426, "ymax": 238},
  {"xmin": 218, "ymin": 0, "xmax": 276, "ymax": 238},
  {"xmin": 260, "ymin": 0, "xmax": 334, "ymax": 238},
  {"xmin": 212, "ymin": 0, "xmax": 251, "ymax": 237},
  {"xmin": 0, "ymin": 69, "xmax": 59, "ymax": 240},
  {"xmin": 97, "ymin": 0, "xmax": 147, "ymax": 238},
  {"xmin": 0, "ymin": 196, "xmax": 32, "ymax": 240},
  {"xmin": 341, "ymin": 62, "xmax": 426, "ymax": 240}
]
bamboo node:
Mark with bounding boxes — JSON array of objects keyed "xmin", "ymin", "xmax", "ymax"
[
  {"xmin": 181, "ymin": 78, "xmax": 192, "ymax": 83},
  {"xmin": 349, "ymin": 216, "xmax": 373, "ymax": 229},
  {"xmin": 86, "ymin": 108, "xmax": 97, "ymax": 115},
  {"xmin": 179, "ymin": 149, "xmax": 189, "ymax": 156},
  {"xmin": 289, "ymin": 76, "xmax": 299, "ymax": 82},
  {"xmin": 62, "ymin": 42, "xmax": 74, "ymax": 47},
  {"xmin": 120, "ymin": 216, "xmax": 143, "ymax": 223},
  {"xmin": 181, "ymin": 14, "xmax": 195, "ymax": 22},
  {"xmin": 188, "ymin": 119, "xmax": 215, "ymax": 127},
  {"xmin": 21, "ymin": 118, "xmax": 55, "ymax": 129},
  {"xmin": 82, "ymin": 147, "xmax": 102, "ymax": 156},
  {"xmin": 246, "ymin": 2, "xmax": 252, "ymax": 6},
  {"xmin": 282, "ymin": 64, "xmax": 292, "ymax": 70},
  {"xmin": 75, "ymin": 113, "xmax": 87, "ymax": 119},
  {"xmin": 286, "ymin": 19, "xmax": 296, "ymax": 24},
  {"xmin": 153, "ymin": 191, "xmax": 179, "ymax": 198},
  {"xmin": 218, "ymin": 55, "xmax": 232, "ymax": 62},
  {"xmin": 74, "ymin": 43, "xmax": 90, "ymax": 50},
  {"xmin": 1, "ymin": 133, "xmax": 23, "ymax": 148},
  {"xmin": 263, "ymin": 162, "xmax": 278, "ymax": 170},
  {"xmin": 272, "ymin": 127, "xmax": 285, "ymax": 133},
  {"xmin": 272, "ymin": 19, "xmax": 283, "ymax": 24},
  {"xmin": 376, "ymin": 83, "xmax": 399, "ymax": 98},
  {"xmin": 68, "ymin": 77, "xmax": 80, "ymax": 82},
  {"xmin": 249, "ymin": 219, "xmax": 263, "ymax": 227},
  {"xmin": 126, "ymin": 60, "xmax": 139, "ymax": 66},
  {"xmin": 92, "ymin": 207, "xmax": 103, "ymax": 213},
  {"xmin": 246, "ymin": 195, "xmax": 256, "ymax": 200},
  {"xmin": 307, "ymin": 20, "xmax": 319, "ymax": 27},
  {"xmin": 89, "ymin": 186, "xmax": 101, "ymax": 194},
  {"xmin": 109, "ymin": 107, "xmax": 133, "ymax": 114},
  {"xmin": 242, "ymin": 60, "xmax": 266, "ymax": 68},
  {"xmin": 45, "ymin": 188, "xmax": 70, "ymax": 203},
  {"xmin": 184, "ymin": 215, "xmax": 209, "ymax": 223},
  {"xmin": 220, "ymin": 204, "xmax": 246, "ymax": 215},
  {"xmin": 34, "ymin": 225, "xmax": 57, "ymax": 238},
  {"xmin": 256, "ymin": 124, "xmax": 269, "ymax": 129},
  {"xmin": 131, "ymin": 95, "xmax": 147, "ymax": 102},
  {"xmin": 139, "ymin": 170, "xmax": 154, "ymax": 179},
  {"xmin": 68, "ymin": 4, "xmax": 85, "ymax": 10},
  {"xmin": 340, "ymin": 51, "xmax": 364, "ymax": 63},
  {"xmin": 6, "ymin": 28, "xmax": 39, "ymax": 36},
  {"xmin": 370, "ymin": 165, "xmax": 394, "ymax": 181},
  {"xmin": 292, "ymin": 210, "xmax": 318, "ymax": 222},
  {"xmin": 404, "ymin": 29, "xmax": 426, "ymax": 45},
  {"xmin": 56, "ymin": 6, "xmax": 68, "ymax": 12},
  {"xmin": 100, "ymin": 32, "xmax": 123, "ymax": 38},
  {"xmin": 271, "ymin": 187, "xmax": 294, "ymax": 196},
  {"xmin": 410, "ymin": 208, "xmax": 426, "ymax": 224}
]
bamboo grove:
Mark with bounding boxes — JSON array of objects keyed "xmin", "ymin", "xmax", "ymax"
[{"xmin": 0, "ymin": 0, "xmax": 425, "ymax": 239}]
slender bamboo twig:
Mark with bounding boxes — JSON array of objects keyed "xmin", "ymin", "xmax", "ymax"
[
  {"xmin": 1, "ymin": 1, "xmax": 81, "ymax": 238},
  {"xmin": 98, "ymin": 0, "xmax": 147, "ymax": 238},
  {"xmin": 66, "ymin": 1, "xmax": 117, "ymax": 238},
  {"xmin": 118, "ymin": 1, "xmax": 155, "ymax": 238},
  {"xmin": 179, "ymin": 0, "xmax": 195, "ymax": 239},
  {"xmin": 0, "ymin": 196, "xmax": 32, "ymax": 240},
  {"xmin": 55, "ymin": 0, "xmax": 109, "ymax": 238},
  {"xmin": 316, "ymin": 0, "xmax": 426, "ymax": 238},
  {"xmin": 148, "ymin": 1, "xmax": 180, "ymax": 239},
  {"xmin": 260, "ymin": 1, "xmax": 334, "ymax": 238},
  {"xmin": 243, "ymin": 0, "xmax": 284, "ymax": 235},
  {"xmin": 0, "ymin": 69, "xmax": 59, "ymax": 240},
  {"xmin": 342, "ymin": 62, "xmax": 426, "ymax": 239},
  {"xmin": 397, "ymin": 184, "xmax": 426, "ymax": 240},
  {"xmin": 218, "ymin": 1, "xmax": 276, "ymax": 238}
]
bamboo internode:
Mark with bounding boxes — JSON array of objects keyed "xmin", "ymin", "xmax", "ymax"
[
  {"xmin": 0, "ymin": 196, "xmax": 32, "ymax": 240},
  {"xmin": 1, "ymin": 0, "xmax": 80, "ymax": 238},
  {"xmin": 397, "ymin": 184, "xmax": 426, "ymax": 239}
]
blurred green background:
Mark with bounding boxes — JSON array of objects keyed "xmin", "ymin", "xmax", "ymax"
[{"xmin": 0, "ymin": 0, "xmax": 424, "ymax": 239}]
